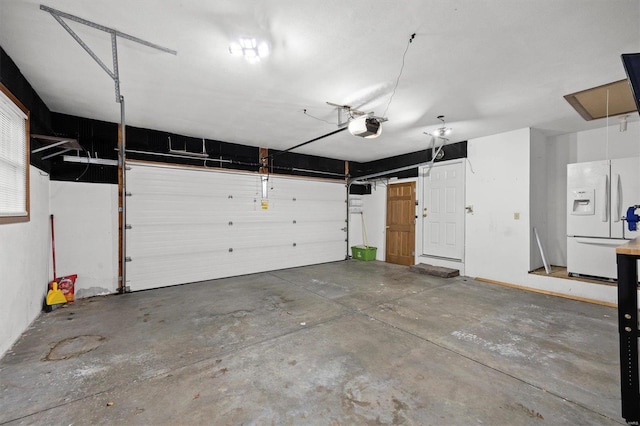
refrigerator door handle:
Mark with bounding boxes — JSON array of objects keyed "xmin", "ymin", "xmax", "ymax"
[
  {"xmin": 601, "ymin": 174, "xmax": 608, "ymax": 222},
  {"xmin": 613, "ymin": 173, "xmax": 622, "ymax": 222}
]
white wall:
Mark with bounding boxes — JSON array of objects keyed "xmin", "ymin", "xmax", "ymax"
[
  {"xmin": 0, "ymin": 166, "xmax": 50, "ymax": 357},
  {"xmin": 574, "ymin": 120, "xmax": 640, "ymax": 162},
  {"xmin": 465, "ymin": 128, "xmax": 532, "ymax": 283},
  {"xmin": 543, "ymin": 133, "xmax": 573, "ymax": 266},
  {"xmin": 529, "ymin": 129, "xmax": 548, "ymax": 271},
  {"xmin": 366, "ymin": 181, "xmax": 386, "ymax": 260},
  {"xmin": 465, "ymin": 124, "xmax": 639, "ymax": 305},
  {"xmin": 49, "ymin": 181, "xmax": 119, "ymax": 298}
]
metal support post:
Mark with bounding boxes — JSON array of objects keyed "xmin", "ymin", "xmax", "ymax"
[
  {"xmin": 41, "ymin": 4, "xmax": 177, "ymax": 295},
  {"xmin": 111, "ymin": 33, "xmax": 121, "ymax": 102},
  {"xmin": 616, "ymin": 252, "xmax": 640, "ymax": 425},
  {"xmin": 120, "ymin": 96, "xmax": 128, "ymax": 293}
]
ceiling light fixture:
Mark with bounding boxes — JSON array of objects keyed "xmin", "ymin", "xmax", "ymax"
[
  {"xmin": 429, "ymin": 115, "xmax": 452, "ymax": 138},
  {"xmin": 348, "ymin": 115, "xmax": 382, "ymax": 138},
  {"xmin": 229, "ymin": 38, "xmax": 270, "ymax": 63}
]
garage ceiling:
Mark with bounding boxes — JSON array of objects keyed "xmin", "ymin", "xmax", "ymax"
[{"xmin": 1, "ymin": 0, "xmax": 639, "ymax": 162}]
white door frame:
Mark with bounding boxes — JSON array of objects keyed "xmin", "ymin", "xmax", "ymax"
[{"xmin": 416, "ymin": 159, "xmax": 466, "ymax": 274}]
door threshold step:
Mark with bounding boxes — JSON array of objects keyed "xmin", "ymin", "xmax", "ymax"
[{"xmin": 409, "ymin": 263, "xmax": 459, "ymax": 278}]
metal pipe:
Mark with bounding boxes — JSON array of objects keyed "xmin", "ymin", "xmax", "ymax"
[
  {"xmin": 41, "ymin": 148, "xmax": 73, "ymax": 160},
  {"xmin": 32, "ymin": 140, "xmax": 72, "ymax": 153},
  {"xmin": 124, "ymin": 149, "xmax": 346, "ymax": 177},
  {"xmin": 290, "ymin": 167, "xmax": 345, "ymax": 177},
  {"xmin": 126, "ymin": 149, "xmax": 231, "ymax": 162},
  {"xmin": 62, "ymin": 155, "xmax": 118, "ymax": 166},
  {"xmin": 348, "ymin": 161, "xmax": 429, "ymax": 184}
]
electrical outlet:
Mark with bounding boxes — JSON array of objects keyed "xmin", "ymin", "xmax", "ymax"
[{"xmin": 514, "ymin": 212, "xmax": 520, "ymax": 220}]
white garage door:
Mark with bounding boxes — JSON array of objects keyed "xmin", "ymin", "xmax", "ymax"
[{"xmin": 126, "ymin": 162, "xmax": 347, "ymax": 291}]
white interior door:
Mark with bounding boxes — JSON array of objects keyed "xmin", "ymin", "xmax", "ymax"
[
  {"xmin": 421, "ymin": 160, "xmax": 465, "ymax": 260},
  {"xmin": 125, "ymin": 162, "xmax": 347, "ymax": 291}
]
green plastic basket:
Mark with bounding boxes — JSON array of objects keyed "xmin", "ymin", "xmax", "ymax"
[{"xmin": 351, "ymin": 245, "xmax": 377, "ymax": 261}]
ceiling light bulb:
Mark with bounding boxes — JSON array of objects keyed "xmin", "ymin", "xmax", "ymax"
[
  {"xmin": 257, "ymin": 42, "xmax": 270, "ymax": 58},
  {"xmin": 228, "ymin": 42, "xmax": 242, "ymax": 56},
  {"xmin": 229, "ymin": 37, "xmax": 270, "ymax": 62},
  {"xmin": 433, "ymin": 127, "xmax": 451, "ymax": 137},
  {"xmin": 240, "ymin": 38, "xmax": 256, "ymax": 49}
]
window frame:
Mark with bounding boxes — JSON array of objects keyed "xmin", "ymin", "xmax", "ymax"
[{"xmin": 0, "ymin": 82, "xmax": 30, "ymax": 224}]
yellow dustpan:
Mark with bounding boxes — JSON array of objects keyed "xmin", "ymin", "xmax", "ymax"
[{"xmin": 46, "ymin": 282, "xmax": 67, "ymax": 306}]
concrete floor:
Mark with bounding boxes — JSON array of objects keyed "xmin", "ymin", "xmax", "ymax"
[{"xmin": 0, "ymin": 260, "xmax": 624, "ymax": 425}]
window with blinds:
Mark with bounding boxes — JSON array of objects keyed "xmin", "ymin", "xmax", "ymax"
[{"xmin": 0, "ymin": 83, "xmax": 29, "ymax": 224}]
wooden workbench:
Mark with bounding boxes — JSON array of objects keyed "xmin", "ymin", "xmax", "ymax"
[{"xmin": 616, "ymin": 238, "xmax": 640, "ymax": 424}]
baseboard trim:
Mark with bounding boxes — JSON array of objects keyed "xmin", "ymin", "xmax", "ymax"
[{"xmin": 475, "ymin": 277, "xmax": 617, "ymax": 308}]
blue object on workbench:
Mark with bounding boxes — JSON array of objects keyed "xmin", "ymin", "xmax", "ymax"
[{"xmin": 626, "ymin": 206, "xmax": 640, "ymax": 231}]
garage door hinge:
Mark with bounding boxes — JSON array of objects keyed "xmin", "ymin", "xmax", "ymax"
[
  {"xmin": 125, "ymin": 257, "xmax": 132, "ymax": 262},
  {"xmin": 341, "ymin": 227, "xmax": 347, "ymax": 232},
  {"xmin": 125, "ymin": 192, "xmax": 132, "ymax": 197},
  {"xmin": 125, "ymin": 224, "xmax": 132, "ymax": 230}
]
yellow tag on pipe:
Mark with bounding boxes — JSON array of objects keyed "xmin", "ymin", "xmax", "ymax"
[{"xmin": 261, "ymin": 200, "xmax": 269, "ymax": 210}]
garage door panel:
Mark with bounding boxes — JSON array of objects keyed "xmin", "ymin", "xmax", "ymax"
[
  {"xmin": 126, "ymin": 163, "xmax": 347, "ymax": 291},
  {"xmin": 127, "ymin": 240, "xmax": 346, "ymax": 289},
  {"xmin": 128, "ymin": 221, "xmax": 345, "ymax": 250}
]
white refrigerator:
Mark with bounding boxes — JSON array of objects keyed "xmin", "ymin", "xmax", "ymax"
[{"xmin": 567, "ymin": 158, "xmax": 640, "ymax": 280}]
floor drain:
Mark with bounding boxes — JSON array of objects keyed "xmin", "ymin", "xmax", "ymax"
[{"xmin": 45, "ymin": 335, "xmax": 105, "ymax": 361}]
